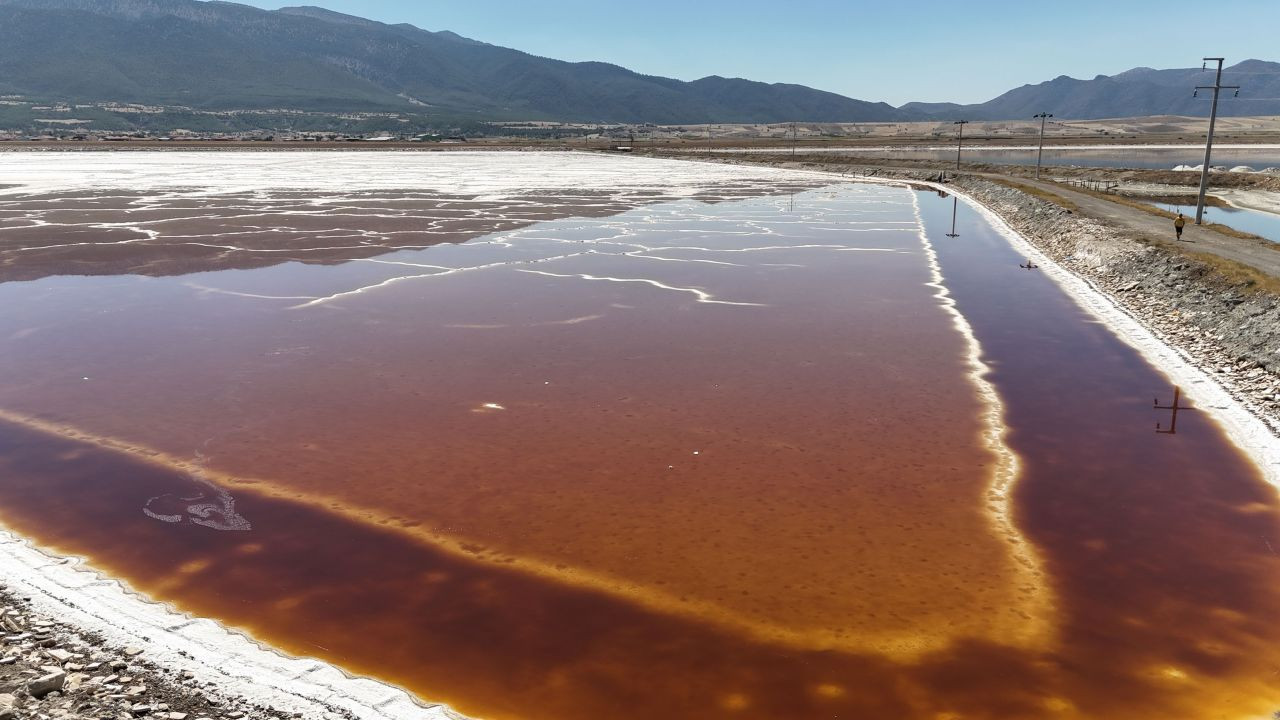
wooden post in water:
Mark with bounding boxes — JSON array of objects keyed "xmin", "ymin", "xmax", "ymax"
[{"xmin": 946, "ymin": 197, "xmax": 959, "ymax": 237}]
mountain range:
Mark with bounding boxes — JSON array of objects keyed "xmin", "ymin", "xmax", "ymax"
[
  {"xmin": 0, "ymin": 0, "xmax": 1276, "ymax": 128},
  {"xmin": 907, "ymin": 61, "xmax": 1280, "ymax": 121}
]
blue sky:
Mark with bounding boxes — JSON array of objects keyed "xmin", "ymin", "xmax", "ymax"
[{"xmin": 238, "ymin": 0, "xmax": 1279, "ymax": 105}]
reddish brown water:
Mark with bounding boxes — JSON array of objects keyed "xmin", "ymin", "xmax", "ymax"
[
  {"xmin": 1, "ymin": 165, "xmax": 1279, "ymax": 720},
  {"xmin": 0, "ymin": 182, "xmax": 1046, "ymax": 655}
]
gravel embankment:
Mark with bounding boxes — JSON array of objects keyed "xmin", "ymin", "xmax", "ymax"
[{"xmin": 0, "ymin": 589, "xmax": 300, "ymax": 720}]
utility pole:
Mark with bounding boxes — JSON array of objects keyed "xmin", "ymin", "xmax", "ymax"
[
  {"xmin": 953, "ymin": 120, "xmax": 969, "ymax": 170},
  {"xmin": 1193, "ymin": 57, "xmax": 1240, "ymax": 225},
  {"xmin": 790, "ymin": 122, "xmax": 797, "ymax": 157},
  {"xmin": 1033, "ymin": 112, "xmax": 1053, "ymax": 180}
]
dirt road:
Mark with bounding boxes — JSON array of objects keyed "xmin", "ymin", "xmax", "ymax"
[{"xmin": 984, "ymin": 173, "xmax": 1280, "ymax": 277}]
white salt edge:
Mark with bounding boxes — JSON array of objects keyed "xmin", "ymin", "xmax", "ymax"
[
  {"xmin": 895, "ymin": 178, "xmax": 1280, "ymax": 489},
  {"xmin": 0, "ymin": 531, "xmax": 467, "ymax": 719}
]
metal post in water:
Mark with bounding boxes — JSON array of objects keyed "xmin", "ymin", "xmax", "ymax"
[
  {"xmin": 1193, "ymin": 57, "xmax": 1240, "ymax": 225},
  {"xmin": 953, "ymin": 120, "xmax": 969, "ymax": 170},
  {"xmin": 1033, "ymin": 112, "xmax": 1053, "ymax": 180}
]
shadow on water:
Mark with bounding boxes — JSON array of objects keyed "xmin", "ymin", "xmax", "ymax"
[{"xmin": 0, "ymin": 186, "xmax": 1277, "ymax": 719}]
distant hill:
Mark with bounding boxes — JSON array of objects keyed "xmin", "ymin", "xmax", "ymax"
[
  {"xmin": 0, "ymin": 0, "xmax": 1274, "ymax": 129},
  {"xmin": 0, "ymin": 0, "xmax": 910, "ymax": 124},
  {"xmin": 905, "ymin": 60, "xmax": 1280, "ymax": 120}
]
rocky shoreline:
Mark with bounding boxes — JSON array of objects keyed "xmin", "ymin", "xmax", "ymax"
[
  {"xmin": 662, "ymin": 153, "xmax": 1280, "ymax": 438},
  {"xmin": 0, "ymin": 525, "xmax": 460, "ymax": 720},
  {"xmin": 0, "ymin": 588, "xmax": 296, "ymax": 720}
]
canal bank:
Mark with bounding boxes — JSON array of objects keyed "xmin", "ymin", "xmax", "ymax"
[{"xmin": 663, "ymin": 152, "xmax": 1280, "ymax": 440}]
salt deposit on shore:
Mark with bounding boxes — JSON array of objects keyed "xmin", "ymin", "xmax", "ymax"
[
  {"xmin": 0, "ymin": 530, "xmax": 463, "ymax": 720},
  {"xmin": 1219, "ymin": 188, "xmax": 1280, "ymax": 215},
  {"xmin": 0, "ymin": 150, "xmax": 837, "ymax": 200},
  {"xmin": 912, "ymin": 178, "xmax": 1280, "ymax": 488}
]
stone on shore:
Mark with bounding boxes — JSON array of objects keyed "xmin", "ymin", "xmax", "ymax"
[{"xmin": 27, "ymin": 668, "xmax": 66, "ymax": 697}]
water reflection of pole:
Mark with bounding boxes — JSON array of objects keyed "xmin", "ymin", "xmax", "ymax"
[
  {"xmin": 1155, "ymin": 386, "xmax": 1195, "ymax": 434},
  {"xmin": 1193, "ymin": 57, "xmax": 1240, "ymax": 225},
  {"xmin": 946, "ymin": 197, "xmax": 959, "ymax": 237},
  {"xmin": 953, "ymin": 120, "xmax": 969, "ymax": 170},
  {"xmin": 1033, "ymin": 112, "xmax": 1053, "ymax": 180}
]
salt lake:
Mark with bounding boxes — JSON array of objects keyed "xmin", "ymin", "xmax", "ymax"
[{"xmin": 0, "ymin": 152, "xmax": 1278, "ymax": 720}]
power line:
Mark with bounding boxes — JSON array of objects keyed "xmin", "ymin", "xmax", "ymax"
[
  {"xmin": 953, "ymin": 120, "xmax": 969, "ymax": 170},
  {"xmin": 1193, "ymin": 57, "xmax": 1242, "ymax": 225},
  {"xmin": 1033, "ymin": 112, "xmax": 1053, "ymax": 180}
]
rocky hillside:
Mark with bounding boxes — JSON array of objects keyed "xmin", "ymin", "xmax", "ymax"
[{"xmin": 0, "ymin": 0, "xmax": 909, "ymax": 123}]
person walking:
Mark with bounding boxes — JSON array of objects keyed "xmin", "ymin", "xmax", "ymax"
[{"xmin": 1174, "ymin": 212, "xmax": 1186, "ymax": 241}]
